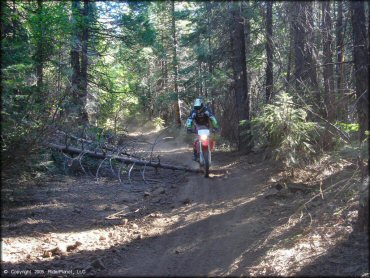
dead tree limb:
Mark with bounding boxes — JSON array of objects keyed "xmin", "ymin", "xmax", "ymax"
[
  {"xmin": 47, "ymin": 143, "xmax": 201, "ymax": 173},
  {"xmin": 56, "ymin": 129, "xmax": 143, "ymax": 160}
]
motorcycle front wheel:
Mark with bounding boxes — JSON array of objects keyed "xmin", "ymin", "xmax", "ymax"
[{"xmin": 203, "ymin": 151, "xmax": 210, "ymax": 177}]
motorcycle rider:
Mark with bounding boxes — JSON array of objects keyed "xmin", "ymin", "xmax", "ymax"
[{"xmin": 186, "ymin": 98, "xmax": 219, "ymax": 161}]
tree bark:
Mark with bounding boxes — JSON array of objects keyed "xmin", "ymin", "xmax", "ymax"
[
  {"xmin": 285, "ymin": 3, "xmax": 293, "ymax": 89},
  {"xmin": 242, "ymin": 1, "xmax": 251, "ymax": 96},
  {"xmin": 304, "ymin": 2, "xmax": 319, "ymax": 97},
  {"xmin": 36, "ymin": 0, "xmax": 43, "ymax": 92},
  {"xmin": 349, "ymin": 1, "xmax": 369, "ymax": 232},
  {"xmin": 206, "ymin": 2, "xmax": 214, "ymax": 105},
  {"xmin": 322, "ymin": 1, "xmax": 335, "ymax": 122},
  {"xmin": 70, "ymin": 0, "xmax": 88, "ymax": 124},
  {"xmin": 12, "ymin": 0, "xmax": 16, "ymax": 40},
  {"xmin": 292, "ymin": 3, "xmax": 305, "ymax": 91},
  {"xmin": 80, "ymin": 1, "xmax": 89, "ymax": 95},
  {"xmin": 0, "ymin": 1, "xmax": 6, "ymax": 40},
  {"xmin": 70, "ymin": 1, "xmax": 81, "ymax": 114},
  {"xmin": 286, "ymin": 32, "xmax": 293, "ymax": 88},
  {"xmin": 230, "ymin": 3, "xmax": 251, "ymax": 152},
  {"xmin": 265, "ymin": 2, "xmax": 273, "ymax": 103},
  {"xmin": 292, "ymin": 2, "xmax": 320, "ymax": 101},
  {"xmin": 336, "ymin": 1, "xmax": 346, "ymax": 121},
  {"xmin": 349, "ymin": 1, "xmax": 369, "ymax": 143},
  {"xmin": 171, "ymin": 0, "xmax": 181, "ymax": 127},
  {"xmin": 80, "ymin": 0, "xmax": 89, "ymax": 122}
]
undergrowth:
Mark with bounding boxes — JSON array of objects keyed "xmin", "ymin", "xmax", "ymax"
[{"xmin": 251, "ymin": 93, "xmax": 323, "ymax": 174}]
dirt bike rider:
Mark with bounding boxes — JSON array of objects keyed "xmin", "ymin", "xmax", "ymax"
[{"xmin": 186, "ymin": 98, "xmax": 219, "ymax": 161}]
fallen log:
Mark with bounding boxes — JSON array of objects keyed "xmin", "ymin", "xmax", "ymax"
[
  {"xmin": 55, "ymin": 129, "xmax": 148, "ymax": 160},
  {"xmin": 47, "ymin": 143, "xmax": 201, "ymax": 173}
]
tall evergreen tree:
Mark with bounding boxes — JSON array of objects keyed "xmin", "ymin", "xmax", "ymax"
[
  {"xmin": 230, "ymin": 2, "xmax": 251, "ymax": 151},
  {"xmin": 322, "ymin": 1, "xmax": 335, "ymax": 122},
  {"xmin": 265, "ymin": 2, "xmax": 273, "ymax": 103},
  {"xmin": 171, "ymin": 0, "xmax": 181, "ymax": 127}
]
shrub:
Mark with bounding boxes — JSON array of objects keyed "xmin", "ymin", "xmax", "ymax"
[
  {"xmin": 153, "ymin": 117, "xmax": 165, "ymax": 129},
  {"xmin": 252, "ymin": 93, "xmax": 320, "ymax": 172}
]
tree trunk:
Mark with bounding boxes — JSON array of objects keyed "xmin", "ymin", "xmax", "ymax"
[
  {"xmin": 265, "ymin": 1, "xmax": 273, "ymax": 103},
  {"xmin": 230, "ymin": 3, "xmax": 251, "ymax": 152},
  {"xmin": 349, "ymin": 1, "xmax": 369, "ymax": 143},
  {"xmin": 322, "ymin": 1, "xmax": 335, "ymax": 122},
  {"xmin": 70, "ymin": 0, "xmax": 88, "ymax": 124},
  {"xmin": 336, "ymin": 1, "xmax": 346, "ymax": 122},
  {"xmin": 349, "ymin": 1, "xmax": 369, "ymax": 232},
  {"xmin": 0, "ymin": 1, "xmax": 6, "ymax": 40},
  {"xmin": 171, "ymin": 0, "xmax": 181, "ymax": 127},
  {"xmin": 292, "ymin": 2, "xmax": 320, "ymax": 102},
  {"xmin": 286, "ymin": 3, "xmax": 293, "ymax": 89},
  {"xmin": 70, "ymin": 1, "xmax": 81, "ymax": 116},
  {"xmin": 36, "ymin": 0, "xmax": 43, "ymax": 92},
  {"xmin": 80, "ymin": 0, "xmax": 89, "ymax": 123},
  {"xmin": 12, "ymin": 0, "xmax": 16, "ymax": 40},
  {"xmin": 286, "ymin": 32, "xmax": 293, "ymax": 88},
  {"xmin": 243, "ymin": 1, "xmax": 251, "ymax": 95},
  {"xmin": 305, "ymin": 2, "xmax": 319, "ymax": 98},
  {"xmin": 206, "ymin": 2, "xmax": 214, "ymax": 103},
  {"xmin": 292, "ymin": 3, "xmax": 305, "ymax": 91}
]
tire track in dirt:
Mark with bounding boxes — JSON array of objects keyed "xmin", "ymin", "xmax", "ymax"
[
  {"xmin": 107, "ymin": 137, "xmax": 277, "ymax": 276},
  {"xmin": 1, "ymin": 130, "xmax": 278, "ymax": 276}
]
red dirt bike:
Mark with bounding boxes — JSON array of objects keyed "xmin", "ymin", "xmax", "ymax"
[{"xmin": 193, "ymin": 128, "xmax": 215, "ymax": 178}]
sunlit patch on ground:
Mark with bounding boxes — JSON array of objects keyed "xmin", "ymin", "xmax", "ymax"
[
  {"xmin": 208, "ymin": 172, "xmax": 224, "ymax": 178},
  {"xmin": 128, "ymin": 129, "xmax": 162, "ymax": 137},
  {"xmin": 246, "ymin": 223, "xmax": 354, "ymax": 276},
  {"xmin": 270, "ymin": 154, "xmax": 355, "ymax": 186},
  {"xmin": 1, "ymin": 192, "xmax": 260, "ymax": 265},
  {"xmin": 2, "ymin": 224, "xmax": 139, "ymax": 263},
  {"xmin": 158, "ymin": 195, "xmax": 258, "ymax": 235},
  {"xmin": 156, "ymin": 147, "xmax": 190, "ymax": 154}
]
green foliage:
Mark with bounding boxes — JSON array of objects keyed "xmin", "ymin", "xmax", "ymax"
[
  {"xmin": 335, "ymin": 122, "xmax": 359, "ymax": 133},
  {"xmin": 239, "ymin": 120, "xmax": 254, "ymax": 151},
  {"xmin": 121, "ymin": 2, "xmax": 155, "ymax": 47},
  {"xmin": 152, "ymin": 117, "xmax": 165, "ymax": 129},
  {"xmin": 252, "ymin": 93, "xmax": 320, "ymax": 170},
  {"xmin": 213, "ymin": 133, "xmax": 235, "ymax": 152}
]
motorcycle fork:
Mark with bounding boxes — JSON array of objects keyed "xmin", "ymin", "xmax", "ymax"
[
  {"xmin": 199, "ymin": 141, "xmax": 203, "ymax": 164},
  {"xmin": 199, "ymin": 139, "xmax": 211, "ymax": 165}
]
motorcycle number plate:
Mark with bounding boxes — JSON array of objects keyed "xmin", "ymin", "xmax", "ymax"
[{"xmin": 197, "ymin": 129, "xmax": 210, "ymax": 136}]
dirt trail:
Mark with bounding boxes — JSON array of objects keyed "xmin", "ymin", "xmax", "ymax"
[
  {"xmin": 109, "ymin": 151, "xmax": 273, "ymax": 276},
  {"xmin": 1, "ymin": 129, "xmax": 368, "ymax": 276}
]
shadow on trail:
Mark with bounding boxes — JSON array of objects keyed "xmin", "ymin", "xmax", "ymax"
[
  {"xmin": 1, "ymin": 184, "xmax": 303, "ymax": 276},
  {"xmin": 1, "ymin": 158, "xmax": 313, "ymax": 276},
  {"xmin": 217, "ymin": 163, "xmax": 367, "ymax": 276},
  {"xmin": 0, "ymin": 149, "xmax": 244, "ymax": 239},
  {"xmin": 296, "ymin": 230, "xmax": 369, "ymax": 276},
  {"xmin": 1, "ymin": 169, "xmax": 185, "ymax": 238},
  {"xmin": 2, "ymin": 147, "xmax": 363, "ymax": 276}
]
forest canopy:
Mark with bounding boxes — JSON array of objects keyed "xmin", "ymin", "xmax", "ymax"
[{"xmin": 1, "ymin": 0, "xmax": 368, "ymax": 170}]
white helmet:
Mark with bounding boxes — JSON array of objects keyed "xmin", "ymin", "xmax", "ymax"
[{"xmin": 193, "ymin": 98, "xmax": 204, "ymax": 111}]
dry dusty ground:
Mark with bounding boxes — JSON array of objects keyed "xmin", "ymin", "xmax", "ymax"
[{"xmin": 1, "ymin": 128, "xmax": 369, "ymax": 277}]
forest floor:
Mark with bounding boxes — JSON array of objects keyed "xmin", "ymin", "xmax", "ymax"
[{"xmin": 1, "ymin": 127, "xmax": 369, "ymax": 277}]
